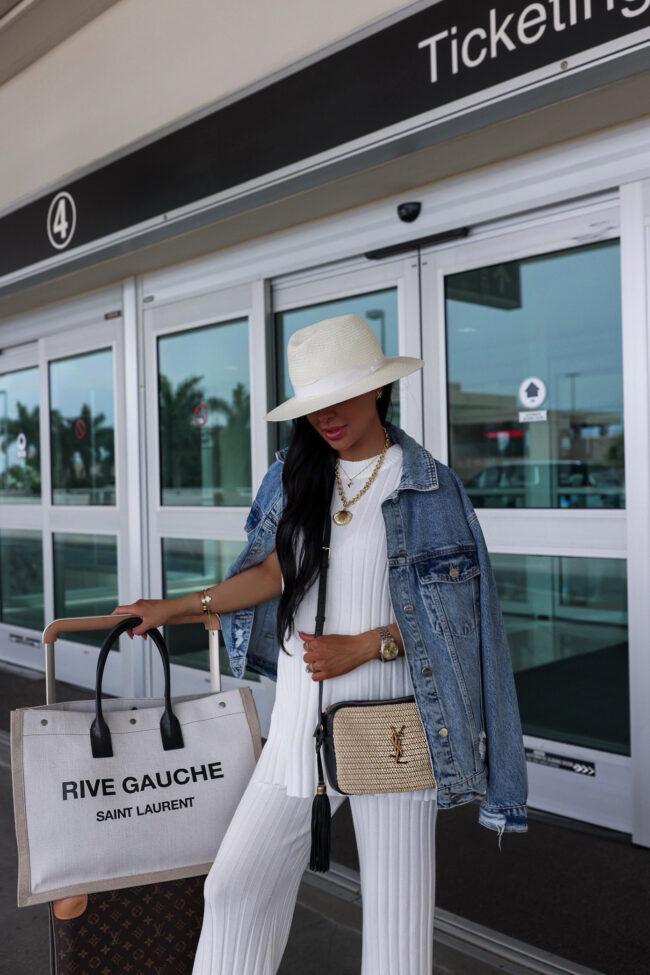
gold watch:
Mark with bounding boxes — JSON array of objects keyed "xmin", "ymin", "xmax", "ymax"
[{"xmin": 377, "ymin": 626, "xmax": 399, "ymax": 662}]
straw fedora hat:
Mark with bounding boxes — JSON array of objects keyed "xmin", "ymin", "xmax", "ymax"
[{"xmin": 265, "ymin": 314, "xmax": 424, "ymax": 422}]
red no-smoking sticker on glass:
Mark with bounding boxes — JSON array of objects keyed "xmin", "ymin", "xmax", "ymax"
[
  {"xmin": 193, "ymin": 403, "xmax": 208, "ymax": 427},
  {"xmin": 74, "ymin": 418, "xmax": 86, "ymax": 439}
]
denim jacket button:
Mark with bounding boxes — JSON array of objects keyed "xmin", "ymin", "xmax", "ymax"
[
  {"xmin": 421, "ymin": 666, "xmax": 432, "ymax": 677},
  {"xmin": 450, "ymin": 794, "xmax": 461, "ymax": 803},
  {"xmin": 438, "ymin": 727, "xmax": 448, "ymax": 738},
  {"xmin": 403, "ymin": 604, "xmax": 414, "ymax": 613}
]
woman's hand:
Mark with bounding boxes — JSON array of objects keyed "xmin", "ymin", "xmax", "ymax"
[
  {"xmin": 112, "ymin": 551, "xmax": 282, "ymax": 640},
  {"xmin": 299, "ymin": 629, "xmax": 380, "ymax": 681},
  {"xmin": 112, "ymin": 599, "xmax": 175, "ymax": 637}
]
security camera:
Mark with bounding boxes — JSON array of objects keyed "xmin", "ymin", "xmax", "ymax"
[{"xmin": 397, "ymin": 201, "xmax": 421, "ymax": 223}]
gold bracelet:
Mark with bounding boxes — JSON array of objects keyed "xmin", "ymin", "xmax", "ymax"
[{"xmin": 200, "ymin": 589, "xmax": 212, "ymax": 614}]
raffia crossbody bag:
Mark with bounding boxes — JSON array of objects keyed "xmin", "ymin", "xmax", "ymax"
[{"xmin": 310, "ymin": 518, "xmax": 436, "ymax": 871}]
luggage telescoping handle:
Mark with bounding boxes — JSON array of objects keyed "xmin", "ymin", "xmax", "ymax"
[
  {"xmin": 90, "ymin": 616, "xmax": 184, "ymax": 759},
  {"xmin": 42, "ymin": 613, "xmax": 222, "ymax": 705}
]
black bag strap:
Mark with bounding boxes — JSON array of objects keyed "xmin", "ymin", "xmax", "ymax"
[
  {"xmin": 315, "ymin": 517, "xmax": 332, "ymax": 716},
  {"xmin": 310, "ymin": 517, "xmax": 333, "ymax": 872},
  {"xmin": 90, "ymin": 616, "xmax": 184, "ymax": 759}
]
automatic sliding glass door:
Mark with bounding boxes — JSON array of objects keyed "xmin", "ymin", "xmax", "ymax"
[
  {"xmin": 421, "ymin": 203, "xmax": 631, "ymax": 832},
  {"xmin": 0, "ymin": 352, "xmax": 44, "ymax": 662},
  {"xmin": 0, "ymin": 313, "xmax": 129, "ymax": 696},
  {"xmin": 143, "ymin": 282, "xmax": 276, "ymax": 732}
]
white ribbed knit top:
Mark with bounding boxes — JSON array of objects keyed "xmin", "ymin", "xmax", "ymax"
[{"xmin": 253, "ymin": 444, "xmax": 437, "ymax": 800}]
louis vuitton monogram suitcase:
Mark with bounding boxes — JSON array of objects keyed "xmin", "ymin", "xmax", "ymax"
[{"xmin": 49, "ymin": 876, "xmax": 205, "ymax": 975}]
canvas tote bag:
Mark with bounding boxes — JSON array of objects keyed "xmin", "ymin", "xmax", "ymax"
[{"xmin": 11, "ymin": 615, "xmax": 261, "ymax": 907}]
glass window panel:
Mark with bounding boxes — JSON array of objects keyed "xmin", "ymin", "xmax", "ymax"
[
  {"xmin": 49, "ymin": 349, "xmax": 116, "ymax": 505},
  {"xmin": 161, "ymin": 537, "xmax": 259, "ymax": 680},
  {"xmin": 158, "ymin": 319, "xmax": 251, "ymax": 507},
  {"xmin": 0, "ymin": 367, "xmax": 40, "ymax": 502},
  {"xmin": 446, "ymin": 241, "xmax": 624, "ymax": 509},
  {"xmin": 274, "ymin": 289, "xmax": 400, "ymax": 451},
  {"xmin": 493, "ymin": 553, "xmax": 629, "ymax": 754},
  {"xmin": 0, "ymin": 530, "xmax": 44, "ymax": 630},
  {"xmin": 53, "ymin": 533, "xmax": 118, "ymax": 647}
]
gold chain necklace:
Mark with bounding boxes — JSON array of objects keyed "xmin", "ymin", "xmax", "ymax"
[
  {"xmin": 338, "ymin": 454, "xmax": 377, "ymax": 488},
  {"xmin": 333, "ymin": 429, "xmax": 390, "ymax": 526}
]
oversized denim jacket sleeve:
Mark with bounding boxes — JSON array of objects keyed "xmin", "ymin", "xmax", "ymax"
[
  {"xmin": 218, "ymin": 459, "xmax": 284, "ymax": 681},
  {"xmin": 447, "ymin": 469, "xmax": 528, "ymax": 834}
]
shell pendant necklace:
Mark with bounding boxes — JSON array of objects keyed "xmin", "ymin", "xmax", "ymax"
[{"xmin": 333, "ymin": 429, "xmax": 390, "ymax": 526}]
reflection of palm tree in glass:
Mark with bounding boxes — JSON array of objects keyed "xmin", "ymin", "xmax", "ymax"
[
  {"xmin": 50, "ymin": 405, "xmax": 114, "ymax": 496},
  {"xmin": 209, "ymin": 383, "xmax": 251, "ymax": 504},
  {"xmin": 159, "ymin": 374, "xmax": 207, "ymax": 491},
  {"xmin": 0, "ymin": 403, "xmax": 41, "ymax": 496},
  {"xmin": 607, "ymin": 433, "xmax": 625, "ymax": 472},
  {"xmin": 159, "ymin": 374, "xmax": 251, "ymax": 503}
]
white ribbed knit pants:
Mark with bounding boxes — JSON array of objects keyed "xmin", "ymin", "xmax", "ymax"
[{"xmin": 192, "ymin": 779, "xmax": 437, "ymax": 975}]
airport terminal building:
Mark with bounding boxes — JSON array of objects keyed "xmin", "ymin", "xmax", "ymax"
[{"xmin": 1, "ymin": 3, "xmax": 650, "ymax": 963}]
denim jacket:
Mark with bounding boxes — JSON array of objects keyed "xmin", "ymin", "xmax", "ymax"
[{"xmin": 221, "ymin": 424, "xmax": 528, "ymax": 834}]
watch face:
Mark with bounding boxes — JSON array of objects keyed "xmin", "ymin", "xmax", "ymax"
[{"xmin": 380, "ymin": 636, "xmax": 399, "ymax": 661}]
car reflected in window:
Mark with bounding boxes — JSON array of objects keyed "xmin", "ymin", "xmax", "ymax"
[{"xmin": 465, "ymin": 461, "xmax": 625, "ymax": 509}]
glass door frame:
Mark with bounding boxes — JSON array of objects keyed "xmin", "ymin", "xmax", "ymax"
[
  {"xmin": 141, "ymin": 279, "xmax": 277, "ymax": 733},
  {"xmin": 0, "ymin": 307, "xmax": 131, "ymax": 697},
  {"xmin": 41, "ymin": 318, "xmax": 130, "ymax": 696},
  {"xmin": 0, "ymin": 340, "xmax": 42, "ymax": 670},
  {"xmin": 267, "ymin": 254, "xmax": 423, "ymax": 731},
  {"xmin": 420, "ymin": 196, "xmax": 638, "ymax": 836},
  {"xmin": 140, "ymin": 255, "xmax": 424, "ymax": 733}
]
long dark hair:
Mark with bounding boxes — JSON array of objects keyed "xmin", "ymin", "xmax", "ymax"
[{"xmin": 275, "ymin": 385, "xmax": 393, "ymax": 646}]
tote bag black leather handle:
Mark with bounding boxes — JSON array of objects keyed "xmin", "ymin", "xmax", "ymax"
[{"xmin": 90, "ymin": 616, "xmax": 184, "ymax": 758}]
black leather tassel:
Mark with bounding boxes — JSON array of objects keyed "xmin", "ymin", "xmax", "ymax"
[{"xmin": 309, "ymin": 784, "xmax": 331, "ymax": 872}]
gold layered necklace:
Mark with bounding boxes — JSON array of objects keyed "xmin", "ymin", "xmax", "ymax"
[
  {"xmin": 337, "ymin": 455, "xmax": 377, "ymax": 488},
  {"xmin": 333, "ymin": 429, "xmax": 391, "ymax": 526}
]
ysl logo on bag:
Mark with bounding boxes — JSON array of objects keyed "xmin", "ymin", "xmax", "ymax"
[{"xmin": 389, "ymin": 725, "xmax": 407, "ymax": 764}]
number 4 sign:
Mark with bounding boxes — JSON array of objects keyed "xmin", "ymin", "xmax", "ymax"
[{"xmin": 47, "ymin": 192, "xmax": 77, "ymax": 250}]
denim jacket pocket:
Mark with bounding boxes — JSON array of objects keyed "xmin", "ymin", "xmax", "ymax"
[
  {"xmin": 415, "ymin": 545, "xmax": 480, "ymax": 637},
  {"xmin": 414, "ymin": 545, "xmax": 484, "ymax": 766}
]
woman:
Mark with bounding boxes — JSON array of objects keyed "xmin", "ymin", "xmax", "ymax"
[{"xmin": 115, "ymin": 313, "xmax": 527, "ymax": 975}]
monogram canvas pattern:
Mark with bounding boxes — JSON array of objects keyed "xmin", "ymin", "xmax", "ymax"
[{"xmin": 49, "ymin": 876, "xmax": 205, "ymax": 975}]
